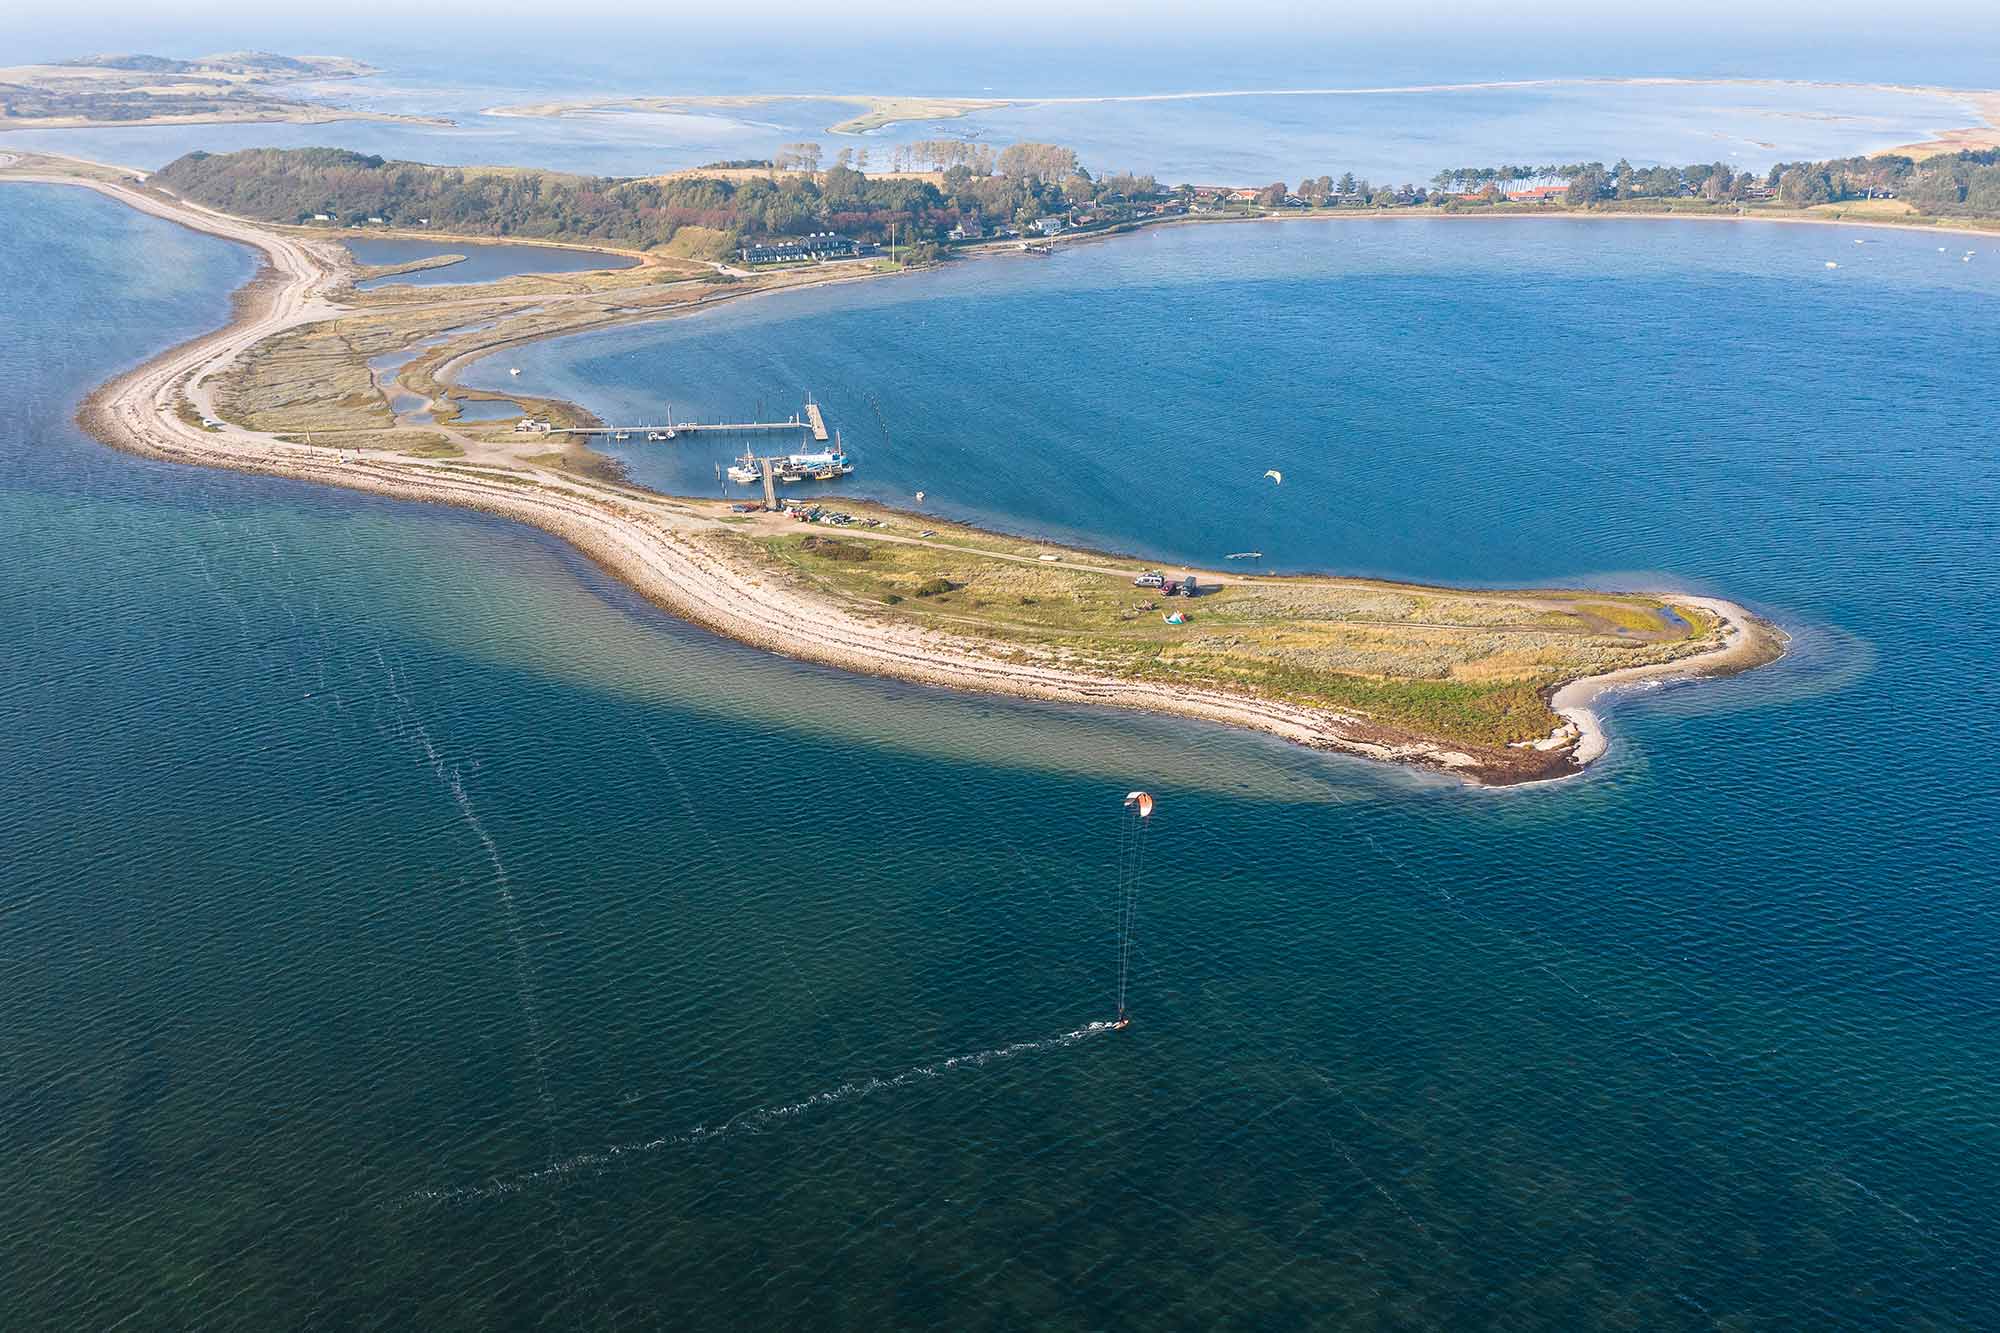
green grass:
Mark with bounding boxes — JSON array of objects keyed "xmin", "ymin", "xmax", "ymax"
[
  {"xmin": 401, "ymin": 438, "xmax": 462, "ymax": 458},
  {"xmin": 740, "ymin": 528, "xmax": 1717, "ymax": 748}
]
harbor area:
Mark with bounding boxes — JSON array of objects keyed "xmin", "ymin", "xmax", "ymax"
[{"xmin": 555, "ymin": 397, "xmax": 830, "ymax": 443}]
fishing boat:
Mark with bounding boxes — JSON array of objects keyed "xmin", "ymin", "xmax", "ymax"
[
  {"xmin": 726, "ymin": 449, "xmax": 761, "ymax": 485},
  {"xmin": 781, "ymin": 448, "xmax": 854, "ymax": 481}
]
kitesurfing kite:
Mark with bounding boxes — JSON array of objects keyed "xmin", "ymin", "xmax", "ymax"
[
  {"xmin": 1263, "ymin": 470, "xmax": 1283, "ymax": 485},
  {"xmin": 1112, "ymin": 790, "xmax": 1155, "ymax": 1030}
]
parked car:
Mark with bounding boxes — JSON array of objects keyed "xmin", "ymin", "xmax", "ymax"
[{"xmin": 1132, "ymin": 570, "xmax": 1166, "ymax": 588}]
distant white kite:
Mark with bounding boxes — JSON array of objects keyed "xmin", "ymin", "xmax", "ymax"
[{"xmin": 1263, "ymin": 470, "xmax": 1283, "ymax": 485}]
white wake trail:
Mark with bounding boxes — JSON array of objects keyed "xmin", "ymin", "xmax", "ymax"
[{"xmin": 414, "ymin": 1021, "xmax": 1119, "ymax": 1206}]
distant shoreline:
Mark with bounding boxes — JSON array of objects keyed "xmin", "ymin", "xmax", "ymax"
[
  {"xmin": 0, "ymin": 107, "xmax": 451, "ymax": 134},
  {"xmin": 486, "ymin": 74, "xmax": 2000, "ymax": 147}
]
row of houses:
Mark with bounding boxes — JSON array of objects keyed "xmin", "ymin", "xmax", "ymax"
[
  {"xmin": 739, "ymin": 232, "xmax": 872, "ymax": 265},
  {"xmin": 303, "ymin": 214, "xmax": 434, "ymax": 227}
]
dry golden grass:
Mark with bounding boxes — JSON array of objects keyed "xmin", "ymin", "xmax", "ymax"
[
  {"xmin": 215, "ymin": 324, "xmax": 391, "ymax": 432},
  {"xmin": 732, "ymin": 524, "xmax": 1722, "ymax": 746}
]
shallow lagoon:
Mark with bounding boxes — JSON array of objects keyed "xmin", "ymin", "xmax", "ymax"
[{"xmin": 347, "ymin": 236, "xmax": 636, "ymax": 288}]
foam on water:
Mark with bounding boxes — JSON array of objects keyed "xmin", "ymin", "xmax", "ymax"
[{"xmin": 413, "ymin": 1022, "xmax": 1119, "ymax": 1205}]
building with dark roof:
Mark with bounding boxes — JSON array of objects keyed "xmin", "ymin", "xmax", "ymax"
[{"xmin": 740, "ymin": 232, "xmax": 866, "ymax": 265}]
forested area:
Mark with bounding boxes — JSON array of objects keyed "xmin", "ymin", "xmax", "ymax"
[
  {"xmin": 150, "ymin": 146, "xmax": 1153, "ymax": 254},
  {"xmin": 1429, "ymin": 149, "xmax": 2000, "ymax": 213},
  {"xmin": 149, "ymin": 139, "xmax": 2000, "ymax": 261}
]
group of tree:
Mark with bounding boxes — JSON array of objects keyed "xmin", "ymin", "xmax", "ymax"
[
  {"xmin": 1763, "ymin": 150, "xmax": 2000, "ymax": 212},
  {"xmin": 148, "ymin": 143, "xmax": 1164, "ymax": 254},
  {"xmin": 1427, "ymin": 149, "xmax": 2000, "ymax": 214},
  {"xmin": 149, "ymin": 140, "xmax": 2000, "ymax": 262}
]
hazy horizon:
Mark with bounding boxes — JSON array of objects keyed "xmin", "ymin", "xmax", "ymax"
[{"xmin": 9, "ymin": 1, "xmax": 2000, "ymax": 93}]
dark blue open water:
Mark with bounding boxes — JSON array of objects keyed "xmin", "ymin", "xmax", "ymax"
[{"xmin": 5, "ymin": 184, "xmax": 2000, "ymax": 1328}]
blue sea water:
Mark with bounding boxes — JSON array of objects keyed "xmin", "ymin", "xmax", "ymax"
[{"xmin": 5, "ymin": 180, "xmax": 2000, "ymax": 1331}]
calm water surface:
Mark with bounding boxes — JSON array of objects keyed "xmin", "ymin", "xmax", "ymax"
[
  {"xmin": 4, "ymin": 183, "xmax": 1999, "ymax": 1329},
  {"xmin": 345, "ymin": 237, "xmax": 637, "ymax": 289},
  {"xmin": 4, "ymin": 77, "xmax": 1978, "ymax": 184}
]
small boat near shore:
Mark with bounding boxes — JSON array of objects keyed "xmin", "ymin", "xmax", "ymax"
[{"xmin": 728, "ymin": 437, "xmax": 854, "ymax": 486}]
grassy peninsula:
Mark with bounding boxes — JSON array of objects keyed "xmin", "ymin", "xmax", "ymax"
[{"xmin": 3, "ymin": 149, "xmax": 1787, "ymax": 783}]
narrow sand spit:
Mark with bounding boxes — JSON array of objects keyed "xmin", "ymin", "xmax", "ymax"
[
  {"xmin": 1551, "ymin": 595, "xmax": 1789, "ymax": 767},
  {"xmin": 12, "ymin": 170, "xmax": 1782, "ymax": 785}
]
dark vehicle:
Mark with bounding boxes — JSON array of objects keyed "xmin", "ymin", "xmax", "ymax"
[{"xmin": 1179, "ymin": 573, "xmax": 1200, "ymax": 596}]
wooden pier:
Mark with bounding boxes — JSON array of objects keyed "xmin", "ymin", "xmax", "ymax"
[{"xmin": 557, "ymin": 396, "xmax": 830, "ymax": 443}]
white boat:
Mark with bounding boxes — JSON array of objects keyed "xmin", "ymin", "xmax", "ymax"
[
  {"xmin": 509, "ymin": 367, "xmax": 521, "ymax": 376},
  {"xmin": 781, "ymin": 449, "xmax": 854, "ymax": 480},
  {"xmin": 726, "ymin": 449, "xmax": 761, "ymax": 485}
]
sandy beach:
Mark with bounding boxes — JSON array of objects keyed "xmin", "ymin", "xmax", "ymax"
[{"xmin": 1550, "ymin": 594, "xmax": 1790, "ymax": 767}]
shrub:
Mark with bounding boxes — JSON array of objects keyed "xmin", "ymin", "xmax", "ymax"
[
  {"xmin": 915, "ymin": 577, "xmax": 954, "ymax": 597},
  {"xmin": 800, "ymin": 535, "xmax": 870, "ymax": 561}
]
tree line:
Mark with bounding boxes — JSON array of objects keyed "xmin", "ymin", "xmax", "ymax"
[
  {"xmin": 149, "ymin": 145, "xmax": 1154, "ymax": 254},
  {"xmin": 149, "ymin": 140, "xmax": 2000, "ymax": 262},
  {"xmin": 1429, "ymin": 149, "xmax": 2000, "ymax": 212}
]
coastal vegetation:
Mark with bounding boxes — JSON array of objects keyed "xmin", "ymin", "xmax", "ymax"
[
  {"xmin": 1429, "ymin": 150, "xmax": 2000, "ymax": 216},
  {"xmin": 150, "ymin": 133, "xmax": 2000, "ymax": 270},
  {"xmin": 741, "ymin": 518, "xmax": 1726, "ymax": 748},
  {"xmin": 148, "ymin": 144, "xmax": 1137, "ymax": 252}
]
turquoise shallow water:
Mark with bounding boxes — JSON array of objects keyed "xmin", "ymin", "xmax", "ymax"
[{"xmin": 5, "ymin": 183, "xmax": 2000, "ymax": 1328}]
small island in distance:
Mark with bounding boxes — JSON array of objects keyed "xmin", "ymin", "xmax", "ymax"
[{"xmin": 0, "ymin": 51, "xmax": 443, "ymax": 130}]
